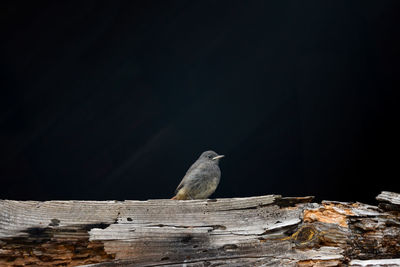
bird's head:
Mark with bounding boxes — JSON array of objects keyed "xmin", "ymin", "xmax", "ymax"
[{"xmin": 200, "ymin": 150, "xmax": 224, "ymax": 163}]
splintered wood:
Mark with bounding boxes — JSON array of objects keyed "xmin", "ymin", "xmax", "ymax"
[{"xmin": 0, "ymin": 192, "xmax": 399, "ymax": 266}]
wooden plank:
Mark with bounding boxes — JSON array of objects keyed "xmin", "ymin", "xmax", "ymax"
[
  {"xmin": 349, "ymin": 258, "xmax": 400, "ymax": 266},
  {"xmin": 376, "ymin": 191, "xmax": 400, "ymax": 212},
  {"xmin": 376, "ymin": 191, "xmax": 400, "ymax": 205},
  {"xmin": 1, "ymin": 193, "xmax": 399, "ymax": 266}
]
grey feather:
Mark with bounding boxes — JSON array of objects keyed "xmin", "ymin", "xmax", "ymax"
[{"xmin": 174, "ymin": 150, "xmax": 224, "ymax": 199}]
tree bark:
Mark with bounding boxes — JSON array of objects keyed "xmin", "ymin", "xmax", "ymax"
[{"xmin": 1, "ymin": 192, "xmax": 399, "ymax": 266}]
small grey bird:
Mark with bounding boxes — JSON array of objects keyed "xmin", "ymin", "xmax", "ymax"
[{"xmin": 171, "ymin": 150, "xmax": 224, "ymax": 200}]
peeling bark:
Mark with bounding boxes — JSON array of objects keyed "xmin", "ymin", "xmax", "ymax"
[{"xmin": 0, "ymin": 192, "xmax": 399, "ymax": 266}]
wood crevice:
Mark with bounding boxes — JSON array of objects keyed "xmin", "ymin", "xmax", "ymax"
[{"xmin": 1, "ymin": 191, "xmax": 399, "ymax": 266}]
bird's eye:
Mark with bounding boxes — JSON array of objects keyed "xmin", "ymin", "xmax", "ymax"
[{"xmin": 208, "ymin": 155, "xmax": 213, "ymax": 159}]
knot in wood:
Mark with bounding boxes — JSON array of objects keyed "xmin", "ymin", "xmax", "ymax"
[{"xmin": 291, "ymin": 225, "xmax": 319, "ymax": 247}]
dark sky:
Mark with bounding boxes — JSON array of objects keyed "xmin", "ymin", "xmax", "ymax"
[{"xmin": 1, "ymin": 1, "xmax": 399, "ymax": 203}]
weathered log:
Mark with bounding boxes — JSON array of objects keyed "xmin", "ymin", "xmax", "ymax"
[{"xmin": 0, "ymin": 192, "xmax": 399, "ymax": 266}]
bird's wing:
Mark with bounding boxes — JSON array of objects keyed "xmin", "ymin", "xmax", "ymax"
[
  {"xmin": 185, "ymin": 160, "xmax": 202, "ymax": 176},
  {"xmin": 175, "ymin": 160, "xmax": 203, "ymax": 193},
  {"xmin": 175, "ymin": 179, "xmax": 185, "ymax": 194}
]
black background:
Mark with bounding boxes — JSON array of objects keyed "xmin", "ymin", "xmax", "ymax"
[{"xmin": 1, "ymin": 1, "xmax": 399, "ymax": 203}]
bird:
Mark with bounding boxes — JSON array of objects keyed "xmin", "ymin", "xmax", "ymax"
[{"xmin": 171, "ymin": 150, "xmax": 224, "ymax": 200}]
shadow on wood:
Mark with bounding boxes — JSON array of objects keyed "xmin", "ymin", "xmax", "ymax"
[{"xmin": 0, "ymin": 192, "xmax": 399, "ymax": 266}]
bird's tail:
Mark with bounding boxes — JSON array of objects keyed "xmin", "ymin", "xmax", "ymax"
[{"xmin": 171, "ymin": 191, "xmax": 187, "ymax": 200}]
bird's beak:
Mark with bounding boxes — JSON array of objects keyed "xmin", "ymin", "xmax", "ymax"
[{"xmin": 212, "ymin": 155, "xmax": 225, "ymax": 160}]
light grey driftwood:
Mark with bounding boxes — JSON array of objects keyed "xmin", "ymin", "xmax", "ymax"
[
  {"xmin": 376, "ymin": 191, "xmax": 400, "ymax": 212},
  {"xmin": 0, "ymin": 192, "xmax": 399, "ymax": 266}
]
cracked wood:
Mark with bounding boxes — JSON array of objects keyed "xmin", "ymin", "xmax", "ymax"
[{"xmin": 1, "ymin": 192, "xmax": 400, "ymax": 266}]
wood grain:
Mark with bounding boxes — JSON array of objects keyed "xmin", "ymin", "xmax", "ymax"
[{"xmin": 1, "ymin": 193, "xmax": 399, "ymax": 266}]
